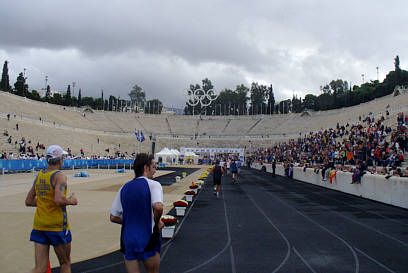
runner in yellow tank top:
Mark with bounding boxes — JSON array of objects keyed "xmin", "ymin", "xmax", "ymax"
[{"xmin": 25, "ymin": 145, "xmax": 78, "ymax": 273}]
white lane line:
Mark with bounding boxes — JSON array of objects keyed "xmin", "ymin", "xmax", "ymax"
[
  {"xmin": 161, "ymin": 242, "xmax": 172, "ymax": 262},
  {"xmin": 182, "ymin": 185, "xmax": 232, "ymax": 273},
  {"xmin": 81, "ymin": 260, "xmax": 124, "ymax": 273},
  {"xmin": 238, "ymin": 185, "xmax": 292, "ymax": 273},
  {"xmin": 274, "ymin": 179, "xmax": 408, "ymax": 249},
  {"xmin": 354, "ymin": 247, "xmax": 396, "ymax": 273},
  {"xmin": 311, "ymin": 188, "xmax": 408, "ymax": 227},
  {"xmin": 293, "ymin": 247, "xmax": 317, "ymax": 273},
  {"xmin": 251, "ymin": 175, "xmax": 360, "ymax": 273},
  {"xmin": 230, "ymin": 246, "xmax": 237, "ymax": 273}
]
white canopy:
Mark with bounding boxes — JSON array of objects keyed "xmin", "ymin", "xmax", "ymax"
[
  {"xmin": 155, "ymin": 148, "xmax": 177, "ymax": 164},
  {"xmin": 184, "ymin": 151, "xmax": 199, "ymax": 164}
]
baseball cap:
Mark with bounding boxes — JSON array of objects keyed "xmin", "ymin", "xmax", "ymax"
[{"xmin": 46, "ymin": 145, "xmax": 68, "ymax": 159}]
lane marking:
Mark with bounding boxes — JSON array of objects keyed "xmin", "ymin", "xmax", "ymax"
[
  {"xmin": 230, "ymin": 246, "xmax": 236, "ymax": 273},
  {"xmin": 249, "ymin": 172, "xmax": 360, "ymax": 273},
  {"xmin": 236, "ymin": 179, "xmax": 292, "ymax": 273},
  {"xmin": 354, "ymin": 247, "xmax": 396, "ymax": 273},
  {"xmin": 269, "ymin": 174, "xmax": 408, "ymax": 248},
  {"xmin": 293, "ymin": 247, "xmax": 317, "ymax": 273},
  {"xmin": 182, "ymin": 183, "xmax": 232, "ymax": 273},
  {"xmin": 81, "ymin": 260, "xmax": 124, "ymax": 273}
]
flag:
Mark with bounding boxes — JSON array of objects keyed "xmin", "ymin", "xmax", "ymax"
[
  {"xmin": 135, "ymin": 129, "xmax": 140, "ymax": 142},
  {"xmin": 140, "ymin": 130, "xmax": 145, "ymax": 142}
]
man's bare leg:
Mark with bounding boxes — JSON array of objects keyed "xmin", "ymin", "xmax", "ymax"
[
  {"xmin": 53, "ymin": 242, "xmax": 71, "ymax": 273},
  {"xmin": 30, "ymin": 243, "xmax": 50, "ymax": 273},
  {"xmin": 142, "ymin": 252, "xmax": 160, "ymax": 273},
  {"xmin": 125, "ymin": 258, "xmax": 141, "ymax": 273}
]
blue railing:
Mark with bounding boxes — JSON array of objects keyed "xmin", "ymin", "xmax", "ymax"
[{"xmin": 0, "ymin": 159, "xmax": 134, "ymax": 171}]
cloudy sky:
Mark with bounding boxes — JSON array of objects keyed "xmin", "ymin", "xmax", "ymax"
[{"xmin": 1, "ymin": 0, "xmax": 407, "ymax": 108}]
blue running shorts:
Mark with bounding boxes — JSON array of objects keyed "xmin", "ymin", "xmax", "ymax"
[{"xmin": 30, "ymin": 229, "xmax": 72, "ymax": 246}]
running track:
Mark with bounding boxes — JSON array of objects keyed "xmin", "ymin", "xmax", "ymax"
[{"xmin": 54, "ymin": 168, "xmax": 408, "ymax": 272}]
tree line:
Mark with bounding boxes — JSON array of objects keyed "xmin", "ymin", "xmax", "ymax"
[
  {"xmin": 0, "ymin": 62, "xmax": 163, "ymax": 114},
  {"xmin": 184, "ymin": 56, "xmax": 408, "ymax": 115}
]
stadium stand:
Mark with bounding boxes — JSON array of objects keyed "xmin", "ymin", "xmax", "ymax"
[{"xmin": 2, "ymin": 90, "xmax": 408, "ymax": 159}]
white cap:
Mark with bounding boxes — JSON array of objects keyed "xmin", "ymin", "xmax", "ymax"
[{"xmin": 46, "ymin": 145, "xmax": 68, "ymax": 159}]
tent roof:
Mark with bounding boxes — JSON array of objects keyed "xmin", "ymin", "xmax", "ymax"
[{"xmin": 156, "ymin": 148, "xmax": 172, "ymax": 155}]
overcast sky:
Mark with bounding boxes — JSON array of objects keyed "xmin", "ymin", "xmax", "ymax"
[{"xmin": 1, "ymin": 0, "xmax": 407, "ymax": 108}]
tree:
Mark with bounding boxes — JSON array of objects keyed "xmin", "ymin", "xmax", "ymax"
[
  {"xmin": 291, "ymin": 95, "xmax": 302, "ymax": 113},
  {"xmin": 64, "ymin": 85, "xmax": 71, "ymax": 106},
  {"xmin": 184, "ymin": 83, "xmax": 202, "ymax": 115},
  {"xmin": 0, "ymin": 60, "xmax": 12, "ymax": 92},
  {"xmin": 129, "ymin": 84, "xmax": 146, "ymax": 110},
  {"xmin": 14, "ymin": 72, "xmax": 28, "ymax": 96},
  {"xmin": 249, "ymin": 82, "xmax": 268, "ymax": 115},
  {"xmin": 45, "ymin": 85, "xmax": 51, "ymax": 102},
  {"xmin": 101, "ymin": 89, "xmax": 104, "ymax": 110},
  {"xmin": 395, "ymin": 55, "xmax": 401, "ymax": 72},
  {"xmin": 52, "ymin": 93, "xmax": 64, "ymax": 105},
  {"xmin": 145, "ymin": 99, "xmax": 163, "ymax": 114},
  {"xmin": 77, "ymin": 88, "xmax": 82, "ymax": 107},
  {"xmin": 267, "ymin": 84, "xmax": 275, "ymax": 114},
  {"xmin": 303, "ymin": 94, "xmax": 318, "ymax": 111},
  {"xmin": 28, "ymin": 90, "xmax": 41, "ymax": 101}
]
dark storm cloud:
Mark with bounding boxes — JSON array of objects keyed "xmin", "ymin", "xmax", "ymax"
[{"xmin": 0, "ymin": 0, "xmax": 407, "ymax": 107}]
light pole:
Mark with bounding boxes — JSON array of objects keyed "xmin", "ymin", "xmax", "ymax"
[
  {"xmin": 45, "ymin": 75, "xmax": 48, "ymax": 89},
  {"xmin": 361, "ymin": 74, "xmax": 365, "ymax": 84},
  {"xmin": 72, "ymin": 82, "xmax": 76, "ymax": 98},
  {"xmin": 23, "ymin": 68, "xmax": 27, "ymax": 97},
  {"xmin": 376, "ymin": 66, "xmax": 379, "ymax": 81}
]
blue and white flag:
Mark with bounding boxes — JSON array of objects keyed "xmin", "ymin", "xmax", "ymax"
[
  {"xmin": 135, "ymin": 129, "xmax": 140, "ymax": 141},
  {"xmin": 140, "ymin": 130, "xmax": 145, "ymax": 142}
]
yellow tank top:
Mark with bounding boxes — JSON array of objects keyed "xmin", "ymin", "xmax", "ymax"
[{"xmin": 33, "ymin": 170, "xmax": 70, "ymax": 232}]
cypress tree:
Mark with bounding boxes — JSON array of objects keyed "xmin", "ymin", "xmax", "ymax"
[
  {"xmin": 77, "ymin": 88, "xmax": 82, "ymax": 107},
  {"xmin": 0, "ymin": 61, "xmax": 11, "ymax": 92},
  {"xmin": 45, "ymin": 85, "xmax": 51, "ymax": 102},
  {"xmin": 65, "ymin": 84, "xmax": 71, "ymax": 106},
  {"xmin": 101, "ymin": 89, "xmax": 104, "ymax": 110}
]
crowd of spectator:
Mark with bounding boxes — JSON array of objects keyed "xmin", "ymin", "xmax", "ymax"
[{"xmin": 250, "ymin": 110, "xmax": 408, "ymax": 181}]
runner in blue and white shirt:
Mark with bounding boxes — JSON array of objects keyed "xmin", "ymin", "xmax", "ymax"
[{"xmin": 110, "ymin": 153, "xmax": 163, "ymax": 273}]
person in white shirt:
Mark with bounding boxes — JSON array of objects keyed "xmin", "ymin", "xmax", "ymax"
[{"xmin": 110, "ymin": 153, "xmax": 164, "ymax": 273}]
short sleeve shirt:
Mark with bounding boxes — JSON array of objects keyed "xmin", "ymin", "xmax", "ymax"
[{"xmin": 110, "ymin": 176, "xmax": 163, "ymax": 233}]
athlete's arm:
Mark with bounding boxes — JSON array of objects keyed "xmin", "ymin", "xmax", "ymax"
[
  {"xmin": 110, "ymin": 214, "xmax": 122, "ymax": 224},
  {"xmin": 110, "ymin": 189, "xmax": 123, "ymax": 224},
  {"xmin": 54, "ymin": 172, "xmax": 78, "ymax": 206},
  {"xmin": 25, "ymin": 176, "xmax": 37, "ymax": 207},
  {"xmin": 153, "ymin": 202, "xmax": 163, "ymax": 224},
  {"xmin": 150, "ymin": 180, "xmax": 164, "ymax": 229}
]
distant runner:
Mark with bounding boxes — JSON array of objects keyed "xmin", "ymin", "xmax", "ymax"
[
  {"xmin": 211, "ymin": 160, "xmax": 224, "ymax": 198},
  {"xmin": 231, "ymin": 160, "xmax": 238, "ymax": 183}
]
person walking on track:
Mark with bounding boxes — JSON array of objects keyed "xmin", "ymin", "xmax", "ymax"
[
  {"xmin": 25, "ymin": 145, "xmax": 78, "ymax": 273},
  {"xmin": 231, "ymin": 160, "xmax": 238, "ymax": 183},
  {"xmin": 211, "ymin": 160, "xmax": 224, "ymax": 198},
  {"xmin": 110, "ymin": 153, "xmax": 164, "ymax": 273}
]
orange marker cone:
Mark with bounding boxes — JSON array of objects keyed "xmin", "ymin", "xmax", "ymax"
[{"xmin": 46, "ymin": 260, "xmax": 51, "ymax": 273}]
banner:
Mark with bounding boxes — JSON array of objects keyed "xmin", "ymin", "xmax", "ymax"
[{"xmin": 0, "ymin": 159, "xmax": 134, "ymax": 171}]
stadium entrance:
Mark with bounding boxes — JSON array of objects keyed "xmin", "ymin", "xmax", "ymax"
[{"xmin": 180, "ymin": 147, "xmax": 245, "ymax": 163}]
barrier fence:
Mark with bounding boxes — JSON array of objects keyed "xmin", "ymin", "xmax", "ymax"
[{"xmin": 0, "ymin": 159, "xmax": 134, "ymax": 172}]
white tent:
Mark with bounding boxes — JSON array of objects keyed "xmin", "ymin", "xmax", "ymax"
[
  {"xmin": 155, "ymin": 148, "xmax": 177, "ymax": 164},
  {"xmin": 170, "ymin": 149, "xmax": 181, "ymax": 164},
  {"xmin": 184, "ymin": 151, "xmax": 199, "ymax": 164}
]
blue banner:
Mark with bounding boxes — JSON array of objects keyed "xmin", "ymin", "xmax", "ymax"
[{"xmin": 0, "ymin": 159, "xmax": 133, "ymax": 171}]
